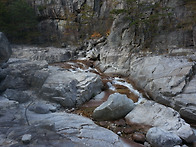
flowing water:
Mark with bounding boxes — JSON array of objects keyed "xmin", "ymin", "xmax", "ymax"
[
  {"xmin": 51, "ymin": 59, "xmax": 151, "ymax": 146},
  {"xmin": 52, "ymin": 59, "xmax": 146, "ymax": 103}
]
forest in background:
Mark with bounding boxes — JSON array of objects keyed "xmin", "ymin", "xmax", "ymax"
[{"xmin": 0, "ymin": 0, "xmax": 39, "ymax": 43}]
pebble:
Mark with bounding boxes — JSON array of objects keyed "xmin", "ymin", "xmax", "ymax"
[
  {"xmin": 124, "ymin": 127, "xmax": 134, "ymax": 134},
  {"xmin": 132, "ymin": 132, "xmax": 145, "ymax": 143},
  {"xmin": 117, "ymin": 131, "xmax": 122, "ymax": 136},
  {"xmin": 114, "ymin": 119, "xmax": 126, "ymax": 127},
  {"xmin": 22, "ymin": 134, "xmax": 32, "ymax": 144},
  {"xmin": 99, "ymin": 121, "xmax": 108, "ymax": 127}
]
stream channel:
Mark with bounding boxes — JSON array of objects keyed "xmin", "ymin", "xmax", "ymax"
[
  {"xmin": 52, "ymin": 59, "xmax": 196, "ymax": 147},
  {"xmin": 52, "ymin": 59, "xmax": 150, "ymax": 146}
]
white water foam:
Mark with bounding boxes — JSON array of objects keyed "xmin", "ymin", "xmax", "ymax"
[
  {"xmin": 66, "ymin": 61, "xmax": 145, "ymax": 104},
  {"xmin": 112, "ymin": 77, "xmax": 145, "ymax": 104}
]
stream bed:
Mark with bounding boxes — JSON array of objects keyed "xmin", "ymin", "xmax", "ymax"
[
  {"xmin": 51, "ymin": 58, "xmax": 196, "ymax": 147},
  {"xmin": 51, "ymin": 59, "xmax": 151, "ymax": 146}
]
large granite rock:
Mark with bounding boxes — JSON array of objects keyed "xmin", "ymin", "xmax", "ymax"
[
  {"xmin": 125, "ymin": 100, "xmax": 196, "ymax": 143},
  {"xmin": 40, "ymin": 70, "xmax": 103, "ymax": 107},
  {"xmin": 146, "ymin": 127, "xmax": 182, "ymax": 147},
  {"xmin": 93, "ymin": 93, "xmax": 135, "ymax": 120},
  {"xmin": 129, "ymin": 56, "xmax": 195, "ymax": 97},
  {"xmin": 0, "ymin": 32, "xmax": 12, "ymax": 64}
]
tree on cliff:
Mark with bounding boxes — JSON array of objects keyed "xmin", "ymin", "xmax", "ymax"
[{"xmin": 0, "ymin": 0, "xmax": 38, "ymax": 43}]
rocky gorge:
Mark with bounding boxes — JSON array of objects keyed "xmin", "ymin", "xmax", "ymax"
[{"xmin": 0, "ymin": 0, "xmax": 196, "ymax": 147}]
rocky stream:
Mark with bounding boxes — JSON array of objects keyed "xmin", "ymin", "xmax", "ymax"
[
  {"xmin": 1, "ymin": 0, "xmax": 196, "ymax": 146},
  {"xmin": 0, "ymin": 30, "xmax": 196, "ymax": 147}
]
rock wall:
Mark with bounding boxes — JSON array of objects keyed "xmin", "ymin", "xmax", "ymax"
[
  {"xmin": 100, "ymin": 0, "xmax": 196, "ymax": 69},
  {"xmin": 28, "ymin": 0, "xmax": 124, "ymax": 45}
]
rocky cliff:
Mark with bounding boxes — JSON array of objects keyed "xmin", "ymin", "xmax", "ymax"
[
  {"xmin": 100, "ymin": 0, "xmax": 196, "ymax": 67},
  {"xmin": 28, "ymin": 0, "xmax": 124, "ymax": 45}
]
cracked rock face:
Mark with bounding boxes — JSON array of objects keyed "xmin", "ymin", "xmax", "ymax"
[
  {"xmin": 28, "ymin": 112, "xmax": 124, "ymax": 147},
  {"xmin": 27, "ymin": 0, "xmax": 119, "ymax": 44},
  {"xmin": 130, "ymin": 56, "xmax": 194, "ymax": 97}
]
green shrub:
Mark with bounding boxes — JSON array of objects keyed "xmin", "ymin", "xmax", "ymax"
[{"xmin": 0, "ymin": 0, "xmax": 39, "ymax": 43}]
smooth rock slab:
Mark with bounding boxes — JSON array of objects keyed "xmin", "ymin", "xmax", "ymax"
[
  {"xmin": 125, "ymin": 100, "xmax": 196, "ymax": 143},
  {"xmin": 28, "ymin": 111, "xmax": 125, "ymax": 147},
  {"xmin": 146, "ymin": 127, "xmax": 182, "ymax": 147},
  {"xmin": 93, "ymin": 93, "xmax": 135, "ymax": 120},
  {"xmin": 129, "ymin": 55, "xmax": 196, "ymax": 122}
]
